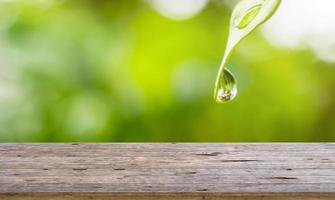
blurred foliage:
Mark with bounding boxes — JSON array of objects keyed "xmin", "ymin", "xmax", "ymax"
[{"xmin": 0, "ymin": 0, "xmax": 335, "ymax": 142}]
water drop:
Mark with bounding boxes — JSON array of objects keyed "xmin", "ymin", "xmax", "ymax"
[
  {"xmin": 213, "ymin": 0, "xmax": 281, "ymax": 103},
  {"xmin": 234, "ymin": 4, "xmax": 262, "ymax": 29},
  {"xmin": 214, "ymin": 68, "xmax": 237, "ymax": 103}
]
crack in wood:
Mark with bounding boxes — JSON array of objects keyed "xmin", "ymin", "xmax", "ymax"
[
  {"xmin": 221, "ymin": 159, "xmax": 259, "ymax": 162},
  {"xmin": 193, "ymin": 152, "xmax": 221, "ymax": 156},
  {"xmin": 184, "ymin": 171, "xmax": 197, "ymax": 174},
  {"xmin": 72, "ymin": 168, "xmax": 88, "ymax": 171},
  {"xmin": 264, "ymin": 177, "xmax": 298, "ymax": 180}
]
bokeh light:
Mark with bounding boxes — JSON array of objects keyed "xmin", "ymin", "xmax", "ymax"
[{"xmin": 150, "ymin": 0, "xmax": 209, "ymax": 20}]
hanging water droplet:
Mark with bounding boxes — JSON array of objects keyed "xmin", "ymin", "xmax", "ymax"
[
  {"xmin": 213, "ymin": 0, "xmax": 281, "ymax": 103},
  {"xmin": 214, "ymin": 68, "xmax": 237, "ymax": 103},
  {"xmin": 233, "ymin": 4, "xmax": 262, "ymax": 29}
]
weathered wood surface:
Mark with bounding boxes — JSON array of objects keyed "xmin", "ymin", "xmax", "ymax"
[{"xmin": 0, "ymin": 143, "xmax": 335, "ymax": 200}]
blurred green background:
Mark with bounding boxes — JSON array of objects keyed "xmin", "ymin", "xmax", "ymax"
[{"xmin": 0, "ymin": 0, "xmax": 335, "ymax": 142}]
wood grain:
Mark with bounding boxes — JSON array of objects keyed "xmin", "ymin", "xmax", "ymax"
[{"xmin": 0, "ymin": 143, "xmax": 335, "ymax": 199}]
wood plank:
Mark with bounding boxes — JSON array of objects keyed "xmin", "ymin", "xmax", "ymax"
[{"xmin": 0, "ymin": 143, "xmax": 335, "ymax": 199}]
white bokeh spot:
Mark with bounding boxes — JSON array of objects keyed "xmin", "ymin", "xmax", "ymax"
[
  {"xmin": 262, "ymin": 0, "xmax": 335, "ymax": 62},
  {"xmin": 150, "ymin": 0, "xmax": 209, "ymax": 20}
]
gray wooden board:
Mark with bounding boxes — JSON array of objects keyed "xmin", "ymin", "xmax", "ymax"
[{"xmin": 0, "ymin": 143, "xmax": 335, "ymax": 199}]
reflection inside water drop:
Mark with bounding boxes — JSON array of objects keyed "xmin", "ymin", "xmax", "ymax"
[{"xmin": 215, "ymin": 68, "xmax": 237, "ymax": 103}]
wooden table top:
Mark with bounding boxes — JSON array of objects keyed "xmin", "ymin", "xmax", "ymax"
[{"xmin": 1, "ymin": 143, "xmax": 335, "ymax": 199}]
